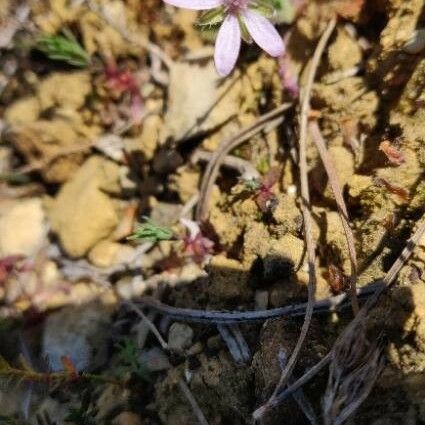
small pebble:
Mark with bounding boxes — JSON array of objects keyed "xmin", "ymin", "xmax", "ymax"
[
  {"xmin": 255, "ymin": 290, "xmax": 269, "ymax": 310},
  {"xmin": 139, "ymin": 347, "xmax": 171, "ymax": 372},
  {"xmin": 403, "ymin": 29, "xmax": 425, "ymax": 54},
  {"xmin": 168, "ymin": 322, "xmax": 194, "ymax": 352}
]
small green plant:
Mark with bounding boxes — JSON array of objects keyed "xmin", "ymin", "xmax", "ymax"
[
  {"xmin": 114, "ymin": 338, "xmax": 150, "ymax": 381},
  {"xmin": 35, "ymin": 29, "xmax": 90, "ymax": 67},
  {"xmin": 65, "ymin": 388, "xmax": 98, "ymax": 425},
  {"xmin": 127, "ymin": 218, "xmax": 174, "ymax": 243}
]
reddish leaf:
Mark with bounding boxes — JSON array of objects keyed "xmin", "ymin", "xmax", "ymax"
[
  {"xmin": 61, "ymin": 356, "xmax": 79, "ymax": 379},
  {"xmin": 379, "ymin": 140, "xmax": 405, "ymax": 166}
]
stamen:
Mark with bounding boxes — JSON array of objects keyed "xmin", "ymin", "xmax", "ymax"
[{"xmin": 223, "ymin": 0, "xmax": 249, "ymax": 13}]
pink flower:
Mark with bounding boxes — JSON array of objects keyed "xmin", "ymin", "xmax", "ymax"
[
  {"xmin": 163, "ymin": 0, "xmax": 285, "ymax": 76},
  {"xmin": 180, "ymin": 218, "xmax": 214, "ymax": 263}
]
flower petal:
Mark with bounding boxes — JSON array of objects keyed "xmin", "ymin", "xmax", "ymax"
[
  {"xmin": 243, "ymin": 10, "xmax": 284, "ymax": 57},
  {"xmin": 180, "ymin": 218, "xmax": 200, "ymax": 240},
  {"xmin": 214, "ymin": 14, "xmax": 241, "ymax": 77},
  {"xmin": 163, "ymin": 0, "xmax": 222, "ymax": 10}
]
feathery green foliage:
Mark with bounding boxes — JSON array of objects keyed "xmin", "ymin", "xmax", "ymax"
[
  {"xmin": 115, "ymin": 338, "xmax": 150, "ymax": 381},
  {"xmin": 35, "ymin": 30, "xmax": 90, "ymax": 67},
  {"xmin": 127, "ymin": 217, "xmax": 174, "ymax": 243}
]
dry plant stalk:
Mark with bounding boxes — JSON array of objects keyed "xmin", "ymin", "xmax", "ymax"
[
  {"xmin": 265, "ymin": 217, "xmax": 425, "ymax": 417},
  {"xmin": 196, "ymin": 103, "xmax": 291, "ymax": 221},
  {"xmin": 253, "ymin": 17, "xmax": 338, "ymax": 421},
  {"xmin": 322, "ymin": 316, "xmax": 384, "ymax": 425},
  {"xmin": 309, "ymin": 121, "xmax": 359, "ymax": 313}
]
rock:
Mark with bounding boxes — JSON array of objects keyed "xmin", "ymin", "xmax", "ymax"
[
  {"xmin": 36, "ymin": 71, "xmax": 91, "ymax": 110},
  {"xmin": 0, "ymin": 146, "xmax": 12, "ymax": 174},
  {"xmin": 6, "ymin": 119, "xmax": 86, "ymax": 183},
  {"xmin": 0, "ymin": 198, "xmax": 46, "ymax": 256},
  {"xmin": 160, "ymin": 62, "xmax": 238, "ymax": 143},
  {"xmin": 115, "ymin": 276, "xmax": 147, "ymax": 300},
  {"xmin": 149, "ymin": 200, "xmax": 182, "ymax": 226},
  {"xmin": 4, "ymin": 96, "xmax": 39, "ymax": 125},
  {"xmin": 328, "ymin": 27, "xmax": 362, "ymax": 70},
  {"xmin": 168, "ymin": 323, "xmax": 194, "ymax": 352},
  {"xmin": 88, "ymin": 240, "xmax": 135, "ymax": 268},
  {"xmin": 133, "ymin": 114, "xmax": 162, "ymax": 161},
  {"xmin": 139, "ymin": 347, "xmax": 171, "ymax": 372},
  {"xmin": 46, "ymin": 156, "xmax": 120, "ymax": 257},
  {"xmin": 255, "ymin": 290, "xmax": 269, "ymax": 310},
  {"xmin": 242, "ymin": 222, "xmax": 271, "ymax": 266},
  {"xmin": 272, "ymin": 193, "xmax": 303, "ymax": 235},
  {"xmin": 268, "ymin": 234, "xmax": 304, "ymax": 270},
  {"xmin": 113, "ymin": 412, "xmax": 142, "ymax": 425},
  {"xmin": 169, "ymin": 166, "xmax": 200, "ymax": 202},
  {"xmin": 42, "ymin": 303, "xmax": 112, "ymax": 371}
]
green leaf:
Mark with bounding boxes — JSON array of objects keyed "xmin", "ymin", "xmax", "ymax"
[
  {"xmin": 127, "ymin": 217, "xmax": 174, "ymax": 243},
  {"xmin": 197, "ymin": 7, "xmax": 226, "ymax": 27},
  {"xmin": 35, "ymin": 30, "xmax": 90, "ymax": 67},
  {"xmin": 271, "ymin": 0, "xmax": 298, "ymax": 23},
  {"xmin": 250, "ymin": 0, "xmax": 275, "ymax": 19}
]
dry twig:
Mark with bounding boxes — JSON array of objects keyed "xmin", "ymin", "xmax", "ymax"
[
  {"xmin": 178, "ymin": 380, "xmax": 210, "ymax": 425},
  {"xmin": 196, "ymin": 103, "xmax": 291, "ymax": 221},
  {"xmin": 265, "ymin": 216, "xmax": 425, "ymax": 413},
  {"xmin": 322, "ymin": 318, "xmax": 384, "ymax": 425},
  {"xmin": 309, "ymin": 121, "xmax": 359, "ymax": 313},
  {"xmin": 253, "ymin": 17, "xmax": 338, "ymax": 421}
]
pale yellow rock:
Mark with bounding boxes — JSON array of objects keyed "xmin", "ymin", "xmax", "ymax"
[
  {"xmin": 160, "ymin": 62, "xmax": 239, "ymax": 143},
  {"xmin": 37, "ymin": 71, "xmax": 91, "ymax": 110},
  {"xmin": 88, "ymin": 240, "xmax": 135, "ymax": 268},
  {"xmin": 170, "ymin": 166, "xmax": 200, "ymax": 202},
  {"xmin": 4, "ymin": 97, "xmax": 40, "ymax": 126},
  {"xmin": 113, "ymin": 412, "xmax": 142, "ymax": 425},
  {"xmin": 8, "ymin": 119, "xmax": 84, "ymax": 183},
  {"xmin": 46, "ymin": 156, "xmax": 120, "ymax": 257},
  {"xmin": 270, "ymin": 234, "xmax": 304, "ymax": 268},
  {"xmin": 0, "ymin": 198, "xmax": 46, "ymax": 256},
  {"xmin": 328, "ymin": 27, "xmax": 362, "ymax": 70},
  {"xmin": 140, "ymin": 115, "xmax": 162, "ymax": 160}
]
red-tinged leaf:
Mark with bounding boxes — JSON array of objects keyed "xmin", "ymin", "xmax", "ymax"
[
  {"xmin": 374, "ymin": 177, "xmax": 410, "ymax": 202},
  {"xmin": 61, "ymin": 356, "xmax": 79, "ymax": 379},
  {"xmin": 261, "ymin": 166, "xmax": 281, "ymax": 189},
  {"xmin": 379, "ymin": 140, "xmax": 405, "ymax": 166},
  {"xmin": 255, "ymin": 190, "xmax": 277, "ymax": 213}
]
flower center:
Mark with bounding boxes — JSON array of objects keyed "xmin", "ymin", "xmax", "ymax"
[{"xmin": 223, "ymin": 0, "xmax": 249, "ymax": 14}]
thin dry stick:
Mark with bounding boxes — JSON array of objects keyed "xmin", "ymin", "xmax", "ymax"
[
  {"xmin": 309, "ymin": 120, "xmax": 359, "ymax": 313},
  {"xmin": 178, "ymin": 380, "xmax": 210, "ymax": 425},
  {"xmin": 126, "ymin": 302, "xmax": 169, "ymax": 351},
  {"xmin": 126, "ymin": 304, "xmax": 209, "ymax": 425},
  {"xmin": 196, "ymin": 103, "xmax": 291, "ymax": 221},
  {"xmin": 12, "ymin": 140, "xmax": 95, "ymax": 175},
  {"xmin": 191, "ymin": 149, "xmax": 260, "ymax": 180},
  {"xmin": 267, "ymin": 215, "xmax": 425, "ymax": 410},
  {"xmin": 84, "ymin": 0, "xmax": 173, "ymax": 69},
  {"xmin": 253, "ymin": 17, "xmax": 337, "ymax": 421}
]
